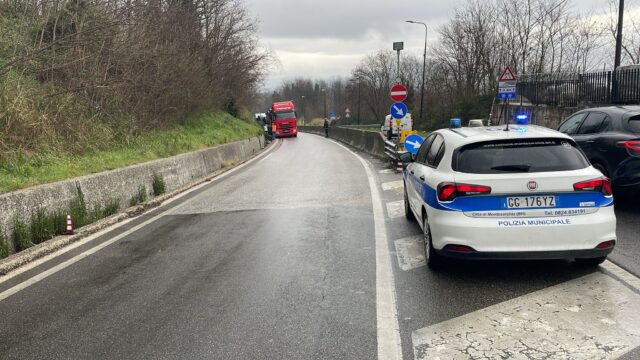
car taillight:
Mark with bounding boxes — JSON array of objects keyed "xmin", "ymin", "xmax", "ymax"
[
  {"xmin": 595, "ymin": 240, "xmax": 615, "ymax": 250},
  {"xmin": 437, "ymin": 182, "xmax": 491, "ymax": 202},
  {"xmin": 617, "ymin": 140, "xmax": 640, "ymax": 151},
  {"xmin": 573, "ymin": 177, "xmax": 612, "ymax": 196}
]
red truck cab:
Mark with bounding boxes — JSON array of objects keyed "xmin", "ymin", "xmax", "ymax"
[{"xmin": 270, "ymin": 101, "xmax": 298, "ymax": 138}]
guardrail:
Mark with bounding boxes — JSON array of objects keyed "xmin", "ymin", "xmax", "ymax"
[{"xmin": 384, "ymin": 139, "xmax": 404, "ymax": 172}]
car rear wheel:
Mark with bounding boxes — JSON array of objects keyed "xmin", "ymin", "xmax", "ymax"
[
  {"xmin": 422, "ymin": 218, "xmax": 441, "ymax": 269},
  {"xmin": 575, "ymin": 256, "xmax": 607, "ymax": 267},
  {"xmin": 404, "ymin": 186, "xmax": 415, "ymax": 222}
]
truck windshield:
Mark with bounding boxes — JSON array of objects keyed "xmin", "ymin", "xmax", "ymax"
[
  {"xmin": 275, "ymin": 112, "xmax": 296, "ymax": 120},
  {"xmin": 453, "ymin": 138, "xmax": 589, "ymax": 174}
]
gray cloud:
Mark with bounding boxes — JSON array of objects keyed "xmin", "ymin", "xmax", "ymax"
[{"xmin": 246, "ymin": 0, "xmax": 616, "ymax": 89}]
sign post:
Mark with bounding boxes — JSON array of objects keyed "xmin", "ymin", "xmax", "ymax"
[
  {"xmin": 497, "ymin": 67, "xmax": 517, "ymax": 127},
  {"xmin": 497, "ymin": 66, "xmax": 517, "ymax": 100},
  {"xmin": 393, "ymin": 42, "xmax": 404, "ymax": 77}
]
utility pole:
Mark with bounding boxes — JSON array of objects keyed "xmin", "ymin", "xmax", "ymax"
[
  {"xmin": 406, "ymin": 21, "xmax": 427, "ymax": 125},
  {"xmin": 614, "ymin": 0, "xmax": 624, "ymax": 70}
]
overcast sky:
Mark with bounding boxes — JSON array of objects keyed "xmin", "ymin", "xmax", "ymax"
[{"xmin": 244, "ymin": 0, "xmax": 619, "ymax": 90}]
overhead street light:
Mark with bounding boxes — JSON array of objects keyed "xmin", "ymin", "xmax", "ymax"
[
  {"xmin": 349, "ymin": 77, "xmax": 362, "ymax": 125},
  {"xmin": 406, "ymin": 20, "xmax": 427, "ymax": 126}
]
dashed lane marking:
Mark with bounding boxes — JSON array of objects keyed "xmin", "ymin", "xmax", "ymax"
[
  {"xmin": 386, "ymin": 201, "xmax": 404, "ymax": 219},
  {"xmin": 393, "ymin": 236, "xmax": 425, "ymax": 271},
  {"xmin": 412, "ymin": 271, "xmax": 640, "ymax": 359},
  {"xmin": 382, "ymin": 180, "xmax": 404, "ymax": 192}
]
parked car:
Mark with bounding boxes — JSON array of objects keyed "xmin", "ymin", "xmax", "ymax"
[
  {"xmin": 557, "ymin": 106, "xmax": 640, "ymax": 191},
  {"xmin": 402, "ymin": 122, "xmax": 616, "ymax": 268}
]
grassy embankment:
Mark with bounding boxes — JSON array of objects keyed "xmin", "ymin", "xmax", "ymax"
[{"xmin": 0, "ymin": 112, "xmax": 262, "ymax": 194}]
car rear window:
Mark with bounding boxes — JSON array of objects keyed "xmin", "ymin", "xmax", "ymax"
[
  {"xmin": 628, "ymin": 115, "xmax": 640, "ymax": 133},
  {"xmin": 453, "ymin": 138, "xmax": 589, "ymax": 174}
]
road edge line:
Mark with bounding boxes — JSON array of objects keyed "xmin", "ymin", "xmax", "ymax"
[{"xmin": 329, "ymin": 139, "xmax": 403, "ymax": 360}]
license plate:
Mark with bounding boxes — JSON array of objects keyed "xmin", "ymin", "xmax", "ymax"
[{"xmin": 506, "ymin": 196, "xmax": 556, "ymax": 209}]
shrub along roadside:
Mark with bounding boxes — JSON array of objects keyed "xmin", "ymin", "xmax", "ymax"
[
  {"xmin": 0, "ymin": 231, "xmax": 10, "ymax": 259},
  {"xmin": 152, "ymin": 173, "xmax": 166, "ymax": 196}
]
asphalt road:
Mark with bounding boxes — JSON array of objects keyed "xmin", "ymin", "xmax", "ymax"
[
  {"xmin": 0, "ymin": 132, "xmax": 639, "ymax": 359},
  {"xmin": 611, "ymin": 199, "xmax": 640, "ymax": 276}
]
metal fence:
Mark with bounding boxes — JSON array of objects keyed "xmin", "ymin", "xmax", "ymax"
[{"xmin": 517, "ymin": 68, "xmax": 640, "ymax": 107}]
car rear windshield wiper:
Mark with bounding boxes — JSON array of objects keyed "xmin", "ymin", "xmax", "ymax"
[{"xmin": 490, "ymin": 164, "xmax": 531, "ymax": 172}]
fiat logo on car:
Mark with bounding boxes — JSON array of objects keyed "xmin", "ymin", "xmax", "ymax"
[{"xmin": 527, "ymin": 181, "xmax": 538, "ymax": 191}]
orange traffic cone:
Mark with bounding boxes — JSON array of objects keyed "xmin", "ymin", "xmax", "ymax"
[{"xmin": 65, "ymin": 215, "xmax": 74, "ymax": 235}]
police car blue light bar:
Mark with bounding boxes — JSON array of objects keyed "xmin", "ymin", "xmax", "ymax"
[
  {"xmin": 450, "ymin": 118, "xmax": 462, "ymax": 128},
  {"xmin": 515, "ymin": 114, "xmax": 529, "ymax": 125}
]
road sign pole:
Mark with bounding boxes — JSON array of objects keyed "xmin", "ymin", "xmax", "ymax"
[{"xmin": 397, "ymin": 50, "xmax": 400, "ymax": 79}]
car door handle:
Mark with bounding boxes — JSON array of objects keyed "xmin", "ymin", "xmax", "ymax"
[
  {"xmin": 410, "ymin": 170, "xmax": 415, "ymax": 175},
  {"xmin": 419, "ymin": 175, "xmax": 425, "ymax": 181}
]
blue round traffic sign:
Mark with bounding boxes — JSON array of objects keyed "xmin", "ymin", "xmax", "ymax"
[
  {"xmin": 404, "ymin": 134, "xmax": 424, "ymax": 154},
  {"xmin": 390, "ymin": 102, "xmax": 408, "ymax": 119}
]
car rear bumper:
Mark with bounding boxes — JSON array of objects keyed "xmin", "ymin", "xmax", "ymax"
[
  {"xmin": 428, "ymin": 205, "xmax": 617, "ymax": 253},
  {"xmin": 436, "ymin": 247, "xmax": 614, "ymax": 260}
]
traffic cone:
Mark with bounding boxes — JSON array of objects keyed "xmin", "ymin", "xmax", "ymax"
[{"xmin": 65, "ymin": 215, "xmax": 74, "ymax": 235}]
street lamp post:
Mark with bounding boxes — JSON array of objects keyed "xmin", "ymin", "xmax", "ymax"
[
  {"xmin": 322, "ymin": 88, "xmax": 327, "ymax": 120},
  {"xmin": 406, "ymin": 20, "xmax": 427, "ymax": 125},
  {"xmin": 300, "ymin": 95, "xmax": 305, "ymax": 126},
  {"xmin": 349, "ymin": 77, "xmax": 362, "ymax": 125},
  {"xmin": 357, "ymin": 80, "xmax": 361, "ymax": 125}
]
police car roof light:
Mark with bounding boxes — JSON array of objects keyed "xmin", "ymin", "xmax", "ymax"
[
  {"xmin": 515, "ymin": 114, "xmax": 529, "ymax": 125},
  {"xmin": 450, "ymin": 118, "xmax": 462, "ymax": 128}
]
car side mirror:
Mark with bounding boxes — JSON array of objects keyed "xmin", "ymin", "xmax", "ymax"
[{"xmin": 399, "ymin": 152, "xmax": 413, "ymax": 164}]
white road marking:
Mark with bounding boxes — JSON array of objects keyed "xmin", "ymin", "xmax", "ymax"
[
  {"xmin": 330, "ymin": 141, "xmax": 403, "ymax": 360},
  {"xmin": 412, "ymin": 271, "xmax": 640, "ymax": 359},
  {"xmin": 379, "ymin": 169, "xmax": 397, "ymax": 174},
  {"xmin": 393, "ymin": 236, "xmax": 425, "ymax": 271},
  {"xmin": 0, "ymin": 142, "xmax": 279, "ymax": 299},
  {"xmin": 257, "ymin": 152, "xmax": 273, "ymax": 163},
  {"xmin": 386, "ymin": 201, "xmax": 404, "ymax": 219},
  {"xmin": 382, "ymin": 180, "xmax": 403, "ymax": 192}
]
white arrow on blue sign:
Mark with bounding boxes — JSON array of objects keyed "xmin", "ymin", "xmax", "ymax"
[
  {"xmin": 390, "ymin": 102, "xmax": 408, "ymax": 119},
  {"xmin": 404, "ymin": 134, "xmax": 424, "ymax": 154}
]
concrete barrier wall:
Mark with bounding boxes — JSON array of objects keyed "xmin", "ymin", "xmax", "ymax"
[
  {"xmin": 301, "ymin": 127, "xmax": 386, "ymax": 158},
  {"xmin": 0, "ymin": 136, "xmax": 265, "ymax": 248}
]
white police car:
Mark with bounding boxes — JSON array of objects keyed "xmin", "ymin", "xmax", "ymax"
[{"xmin": 403, "ymin": 119, "xmax": 616, "ymax": 268}]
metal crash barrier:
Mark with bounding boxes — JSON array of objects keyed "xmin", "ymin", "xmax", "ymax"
[{"xmin": 384, "ymin": 139, "xmax": 405, "ymax": 172}]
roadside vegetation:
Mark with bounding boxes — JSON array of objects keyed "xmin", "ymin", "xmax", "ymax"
[
  {"xmin": 0, "ymin": 0, "xmax": 269, "ymax": 192},
  {"xmin": 0, "ymin": 113, "xmax": 262, "ymax": 193}
]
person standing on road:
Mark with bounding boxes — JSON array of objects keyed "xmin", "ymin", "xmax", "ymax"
[{"xmin": 324, "ymin": 118, "xmax": 330, "ymax": 138}]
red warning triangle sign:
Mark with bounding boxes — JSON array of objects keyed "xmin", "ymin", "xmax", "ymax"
[{"xmin": 498, "ymin": 66, "xmax": 517, "ymax": 81}]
